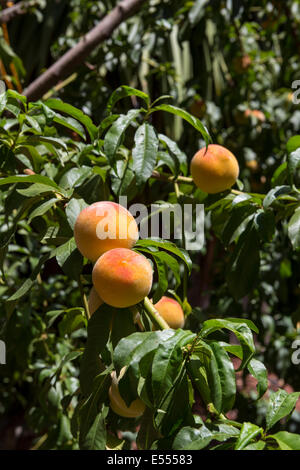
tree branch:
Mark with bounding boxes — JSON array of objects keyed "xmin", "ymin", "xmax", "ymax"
[
  {"xmin": 0, "ymin": 1, "xmax": 39, "ymax": 24},
  {"xmin": 23, "ymin": 0, "xmax": 147, "ymax": 101}
]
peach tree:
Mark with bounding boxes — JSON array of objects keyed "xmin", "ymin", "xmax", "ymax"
[{"xmin": 0, "ymin": 87, "xmax": 300, "ymax": 449}]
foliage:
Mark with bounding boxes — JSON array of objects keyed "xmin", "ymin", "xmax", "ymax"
[{"xmin": 1, "ymin": 0, "xmax": 300, "ymax": 451}]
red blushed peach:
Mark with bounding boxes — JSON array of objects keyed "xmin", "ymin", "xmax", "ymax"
[
  {"xmin": 109, "ymin": 370, "xmax": 145, "ymax": 418},
  {"xmin": 92, "ymin": 248, "xmax": 153, "ymax": 308},
  {"xmin": 74, "ymin": 201, "xmax": 139, "ymax": 262},
  {"xmin": 87, "ymin": 286, "xmax": 103, "ymax": 316},
  {"xmin": 154, "ymin": 296, "xmax": 185, "ymax": 329},
  {"xmin": 190, "ymin": 144, "xmax": 239, "ymax": 194}
]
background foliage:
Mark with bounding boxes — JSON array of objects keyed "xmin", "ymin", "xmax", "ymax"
[{"xmin": 1, "ymin": 0, "xmax": 300, "ymax": 450}]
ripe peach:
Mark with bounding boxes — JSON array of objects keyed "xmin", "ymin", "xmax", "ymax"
[
  {"xmin": 190, "ymin": 144, "xmax": 239, "ymax": 194},
  {"xmin": 92, "ymin": 248, "xmax": 153, "ymax": 308},
  {"xmin": 74, "ymin": 201, "xmax": 139, "ymax": 262},
  {"xmin": 109, "ymin": 370, "xmax": 145, "ymax": 418},
  {"xmin": 154, "ymin": 296, "xmax": 185, "ymax": 329},
  {"xmin": 87, "ymin": 286, "xmax": 103, "ymax": 316}
]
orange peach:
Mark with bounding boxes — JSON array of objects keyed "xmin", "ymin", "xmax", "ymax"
[
  {"xmin": 74, "ymin": 201, "xmax": 139, "ymax": 262},
  {"xmin": 109, "ymin": 370, "xmax": 145, "ymax": 418},
  {"xmin": 154, "ymin": 296, "xmax": 185, "ymax": 329},
  {"xmin": 190, "ymin": 144, "xmax": 239, "ymax": 194},
  {"xmin": 92, "ymin": 248, "xmax": 153, "ymax": 308},
  {"xmin": 87, "ymin": 286, "xmax": 103, "ymax": 316}
]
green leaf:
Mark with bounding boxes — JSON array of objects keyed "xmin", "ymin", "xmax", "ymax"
[
  {"xmin": 65, "ymin": 198, "xmax": 88, "ymax": 230},
  {"xmin": 28, "ymin": 197, "xmax": 58, "ymax": 222},
  {"xmin": 200, "ymin": 318, "xmax": 256, "ymax": 370},
  {"xmin": 79, "ymin": 370, "xmax": 112, "ymax": 446},
  {"xmin": 221, "ymin": 204, "xmax": 257, "ymax": 245},
  {"xmin": 132, "ymin": 123, "xmax": 159, "ymax": 185},
  {"xmin": 17, "ymin": 183, "xmax": 60, "ymax": 197},
  {"xmin": 79, "ymin": 305, "xmax": 114, "ymax": 396},
  {"xmin": 151, "ymin": 330, "xmax": 195, "ymax": 407},
  {"xmin": 135, "ymin": 239, "xmax": 192, "ymax": 273},
  {"xmin": 56, "ymin": 237, "xmax": 83, "ymax": 280},
  {"xmin": 44, "ymin": 98, "xmax": 98, "ymax": 141},
  {"xmin": 247, "ymin": 358, "xmax": 268, "ymax": 399},
  {"xmin": 149, "ymin": 104, "xmax": 211, "ymax": 145},
  {"xmin": 173, "ymin": 425, "xmax": 213, "ymax": 450},
  {"xmin": 287, "ymin": 149, "xmax": 300, "ymax": 184},
  {"xmin": 209, "ymin": 341, "xmax": 236, "ymax": 413},
  {"xmin": 81, "ymin": 407, "xmax": 108, "ymax": 450},
  {"xmin": 269, "ymin": 431, "xmax": 300, "ymax": 450},
  {"xmin": 19, "ymin": 135, "xmax": 68, "ymax": 151},
  {"xmin": 266, "ymin": 389, "xmax": 300, "ymax": 431},
  {"xmin": 263, "ymin": 185, "xmax": 291, "ymax": 208},
  {"xmin": 234, "ymin": 422, "xmax": 263, "ymax": 450},
  {"xmin": 253, "ymin": 210, "xmax": 275, "ymax": 242},
  {"xmin": 104, "ymin": 109, "xmax": 141, "ymax": 166},
  {"xmin": 0, "ymin": 174, "xmax": 61, "ymax": 191},
  {"xmin": 53, "ymin": 114, "xmax": 86, "ymax": 140},
  {"xmin": 154, "ymin": 369, "xmax": 193, "ymax": 436},
  {"xmin": 59, "ymin": 308, "xmax": 86, "ymax": 336},
  {"xmin": 288, "ymin": 207, "xmax": 300, "ymax": 250},
  {"xmin": 287, "ymin": 135, "xmax": 300, "ymax": 154},
  {"xmin": 107, "ymin": 86, "xmax": 150, "ymax": 113},
  {"xmin": 158, "ymin": 133, "xmax": 187, "ymax": 173},
  {"xmin": 8, "ymin": 252, "xmax": 52, "ymax": 301},
  {"xmin": 226, "ymin": 221, "xmax": 260, "ymax": 300}
]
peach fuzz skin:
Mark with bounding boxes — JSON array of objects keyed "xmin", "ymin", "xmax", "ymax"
[
  {"xmin": 92, "ymin": 248, "xmax": 153, "ymax": 308},
  {"xmin": 87, "ymin": 286, "xmax": 103, "ymax": 316},
  {"xmin": 154, "ymin": 296, "xmax": 185, "ymax": 329},
  {"xmin": 109, "ymin": 371, "xmax": 145, "ymax": 418},
  {"xmin": 74, "ymin": 201, "xmax": 139, "ymax": 262},
  {"xmin": 190, "ymin": 144, "xmax": 239, "ymax": 194}
]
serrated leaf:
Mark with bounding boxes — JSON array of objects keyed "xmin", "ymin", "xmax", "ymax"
[
  {"xmin": 234, "ymin": 422, "xmax": 263, "ymax": 450},
  {"xmin": 28, "ymin": 197, "xmax": 58, "ymax": 222},
  {"xmin": 107, "ymin": 86, "xmax": 150, "ymax": 113},
  {"xmin": 247, "ymin": 358, "xmax": 268, "ymax": 399},
  {"xmin": 65, "ymin": 198, "xmax": 88, "ymax": 230},
  {"xmin": 132, "ymin": 123, "xmax": 159, "ymax": 185},
  {"xmin": 266, "ymin": 389, "xmax": 300, "ymax": 431},
  {"xmin": 269, "ymin": 431, "xmax": 300, "ymax": 450},
  {"xmin": 81, "ymin": 407, "xmax": 108, "ymax": 450},
  {"xmin": 151, "ymin": 330, "xmax": 195, "ymax": 406},
  {"xmin": 288, "ymin": 207, "xmax": 300, "ymax": 250},
  {"xmin": 173, "ymin": 425, "xmax": 212, "ymax": 450},
  {"xmin": 150, "ymin": 104, "xmax": 211, "ymax": 146},
  {"xmin": 44, "ymin": 98, "xmax": 98, "ymax": 141},
  {"xmin": 104, "ymin": 109, "xmax": 141, "ymax": 166}
]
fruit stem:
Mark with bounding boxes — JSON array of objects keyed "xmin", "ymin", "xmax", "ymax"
[
  {"xmin": 151, "ymin": 170, "xmax": 193, "ymax": 184},
  {"xmin": 143, "ymin": 296, "xmax": 170, "ymax": 330}
]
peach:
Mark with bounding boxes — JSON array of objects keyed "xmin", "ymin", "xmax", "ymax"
[
  {"xmin": 92, "ymin": 248, "xmax": 153, "ymax": 308},
  {"xmin": 74, "ymin": 201, "xmax": 139, "ymax": 262},
  {"xmin": 87, "ymin": 286, "xmax": 103, "ymax": 316},
  {"xmin": 154, "ymin": 296, "xmax": 185, "ymax": 329},
  {"xmin": 109, "ymin": 370, "xmax": 145, "ymax": 418},
  {"xmin": 190, "ymin": 144, "xmax": 239, "ymax": 194}
]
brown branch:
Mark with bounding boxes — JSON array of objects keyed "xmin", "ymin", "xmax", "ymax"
[
  {"xmin": 23, "ymin": 0, "xmax": 147, "ymax": 102},
  {"xmin": 0, "ymin": 0, "xmax": 39, "ymax": 24}
]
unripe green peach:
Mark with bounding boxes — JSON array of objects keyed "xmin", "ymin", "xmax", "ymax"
[
  {"xmin": 190, "ymin": 144, "xmax": 239, "ymax": 194},
  {"xmin": 109, "ymin": 370, "xmax": 145, "ymax": 418},
  {"xmin": 87, "ymin": 286, "xmax": 103, "ymax": 316},
  {"xmin": 74, "ymin": 201, "xmax": 139, "ymax": 262},
  {"xmin": 92, "ymin": 248, "xmax": 153, "ymax": 308},
  {"xmin": 154, "ymin": 296, "xmax": 185, "ymax": 329}
]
